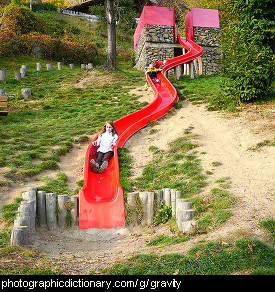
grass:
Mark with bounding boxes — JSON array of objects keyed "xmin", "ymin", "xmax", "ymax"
[
  {"xmin": 101, "ymin": 238, "xmax": 275, "ymax": 275},
  {"xmin": 0, "ymin": 56, "xmax": 145, "ymax": 184},
  {"xmin": 171, "ymin": 74, "xmax": 240, "ymax": 111},
  {"xmin": 132, "ymin": 127, "xmax": 207, "ymax": 195}
]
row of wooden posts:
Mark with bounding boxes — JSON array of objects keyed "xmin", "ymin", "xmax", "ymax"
[
  {"xmin": 0, "ymin": 62, "xmax": 94, "ymax": 98},
  {"xmin": 173, "ymin": 56, "xmax": 203, "ymax": 80},
  {"xmin": 10, "ymin": 188, "xmax": 197, "ymax": 247}
]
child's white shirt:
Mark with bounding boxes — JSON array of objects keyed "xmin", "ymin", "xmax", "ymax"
[{"xmin": 95, "ymin": 132, "xmax": 118, "ymax": 153}]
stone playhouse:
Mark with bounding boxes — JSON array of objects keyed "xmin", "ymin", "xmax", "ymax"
[{"xmin": 134, "ymin": 7, "xmax": 221, "ymax": 76}]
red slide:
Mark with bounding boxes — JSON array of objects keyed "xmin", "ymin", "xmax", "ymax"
[{"xmin": 78, "ymin": 33, "xmax": 203, "ymax": 229}]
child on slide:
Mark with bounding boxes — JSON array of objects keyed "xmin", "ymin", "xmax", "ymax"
[
  {"xmin": 146, "ymin": 64, "xmax": 162, "ymax": 83},
  {"xmin": 90, "ymin": 121, "xmax": 118, "ymax": 174}
]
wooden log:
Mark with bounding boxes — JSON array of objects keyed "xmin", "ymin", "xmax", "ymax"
[
  {"xmin": 198, "ymin": 57, "xmax": 202, "ymax": 75},
  {"xmin": 57, "ymin": 195, "xmax": 70, "ymax": 229},
  {"xmin": 70, "ymin": 195, "xmax": 79, "ymax": 225},
  {"xmin": 139, "ymin": 192, "xmax": 148, "ymax": 226},
  {"xmin": 20, "ymin": 67, "xmax": 26, "ymax": 78},
  {"xmin": 139, "ymin": 192, "xmax": 154, "ymax": 225},
  {"xmin": 147, "ymin": 192, "xmax": 154, "ymax": 225},
  {"xmin": 21, "ymin": 65, "xmax": 28, "ymax": 72},
  {"xmin": 45, "ymin": 193, "xmax": 58, "ymax": 230},
  {"xmin": 21, "ymin": 88, "xmax": 31, "ymax": 99},
  {"xmin": 18, "ymin": 199, "xmax": 35, "ymax": 233},
  {"xmin": 46, "ymin": 64, "xmax": 53, "ymax": 71},
  {"xmin": 127, "ymin": 192, "xmax": 138, "ymax": 207},
  {"xmin": 0, "ymin": 70, "xmax": 6, "ymax": 81},
  {"xmin": 57, "ymin": 62, "xmax": 62, "ymax": 70},
  {"xmin": 14, "ymin": 209, "xmax": 31, "ymax": 234},
  {"xmin": 36, "ymin": 63, "xmax": 42, "ymax": 71},
  {"xmin": 190, "ymin": 62, "xmax": 194, "ymax": 79},
  {"xmin": 10, "ymin": 226, "xmax": 29, "ymax": 246},
  {"xmin": 15, "ymin": 72, "xmax": 21, "ymax": 81},
  {"xmin": 181, "ymin": 210, "xmax": 195, "ymax": 221},
  {"xmin": 171, "ymin": 189, "xmax": 181, "ymax": 217},
  {"xmin": 37, "ymin": 190, "xmax": 47, "ymax": 227},
  {"xmin": 181, "ymin": 220, "xmax": 198, "ymax": 234},
  {"xmin": 175, "ymin": 198, "xmax": 189, "ymax": 230},
  {"xmin": 162, "ymin": 188, "xmax": 171, "ymax": 206},
  {"xmin": 87, "ymin": 63, "xmax": 93, "ymax": 69},
  {"xmin": 153, "ymin": 190, "xmax": 163, "ymax": 214},
  {"xmin": 126, "ymin": 192, "xmax": 139, "ymax": 226}
]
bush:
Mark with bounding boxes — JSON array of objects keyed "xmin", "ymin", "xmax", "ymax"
[
  {"xmin": 0, "ymin": 4, "xmax": 100, "ymax": 64},
  {"xmin": 0, "ymin": 33, "xmax": 100, "ymax": 64},
  {"xmin": 220, "ymin": 0, "xmax": 274, "ymax": 102}
]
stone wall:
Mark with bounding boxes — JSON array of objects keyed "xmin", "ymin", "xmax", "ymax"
[
  {"xmin": 134, "ymin": 23, "xmax": 222, "ymax": 75},
  {"xmin": 134, "ymin": 24, "xmax": 175, "ymax": 71},
  {"xmin": 193, "ymin": 26, "xmax": 222, "ymax": 75}
]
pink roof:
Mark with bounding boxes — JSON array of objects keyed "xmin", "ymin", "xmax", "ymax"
[
  {"xmin": 134, "ymin": 6, "xmax": 175, "ymax": 48},
  {"xmin": 191, "ymin": 8, "xmax": 220, "ymax": 28}
]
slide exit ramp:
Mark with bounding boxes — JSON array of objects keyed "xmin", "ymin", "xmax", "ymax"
[{"xmin": 79, "ymin": 34, "xmax": 203, "ymax": 229}]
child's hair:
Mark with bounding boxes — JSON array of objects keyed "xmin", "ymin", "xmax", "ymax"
[{"xmin": 98, "ymin": 121, "xmax": 118, "ymax": 136}]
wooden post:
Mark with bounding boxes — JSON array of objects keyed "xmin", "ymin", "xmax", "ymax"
[
  {"xmin": 194, "ymin": 59, "xmax": 198, "ymax": 74},
  {"xmin": 0, "ymin": 70, "xmax": 6, "ymax": 81},
  {"xmin": 57, "ymin": 195, "xmax": 69, "ymax": 229},
  {"xmin": 46, "ymin": 64, "xmax": 53, "ymax": 71},
  {"xmin": 21, "ymin": 88, "xmax": 31, "ymax": 99},
  {"xmin": 15, "ymin": 72, "xmax": 21, "ymax": 81},
  {"xmin": 20, "ymin": 67, "xmax": 26, "ymax": 78},
  {"xmin": 198, "ymin": 57, "xmax": 203, "ymax": 75},
  {"xmin": 139, "ymin": 192, "xmax": 154, "ymax": 225},
  {"xmin": 57, "ymin": 62, "xmax": 62, "ymax": 70},
  {"xmin": 162, "ymin": 188, "xmax": 171, "ymax": 206},
  {"xmin": 36, "ymin": 63, "xmax": 42, "ymax": 71},
  {"xmin": 21, "ymin": 65, "xmax": 28, "ymax": 72},
  {"xmin": 190, "ymin": 62, "xmax": 194, "ymax": 79},
  {"xmin": 171, "ymin": 189, "xmax": 181, "ymax": 217},
  {"xmin": 45, "ymin": 193, "xmax": 58, "ymax": 230},
  {"xmin": 37, "ymin": 190, "xmax": 47, "ymax": 227},
  {"xmin": 70, "ymin": 195, "xmax": 79, "ymax": 225},
  {"xmin": 10, "ymin": 226, "xmax": 29, "ymax": 246}
]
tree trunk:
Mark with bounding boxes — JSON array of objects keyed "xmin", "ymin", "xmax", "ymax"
[{"xmin": 105, "ymin": 0, "xmax": 116, "ymax": 70}]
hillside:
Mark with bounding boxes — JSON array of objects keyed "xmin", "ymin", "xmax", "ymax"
[{"xmin": 0, "ymin": 5, "xmax": 274, "ymax": 276}]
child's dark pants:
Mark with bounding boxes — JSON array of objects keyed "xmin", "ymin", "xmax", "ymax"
[{"xmin": 96, "ymin": 151, "xmax": 114, "ymax": 167}]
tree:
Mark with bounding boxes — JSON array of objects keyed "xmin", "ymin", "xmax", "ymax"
[
  {"xmin": 105, "ymin": 0, "xmax": 116, "ymax": 69},
  {"xmin": 100, "ymin": 0, "xmax": 135, "ymax": 70}
]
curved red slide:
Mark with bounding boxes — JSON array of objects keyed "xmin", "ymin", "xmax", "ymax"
[{"xmin": 78, "ymin": 33, "xmax": 203, "ymax": 229}]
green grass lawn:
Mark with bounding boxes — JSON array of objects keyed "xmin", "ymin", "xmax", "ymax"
[{"xmin": 0, "ymin": 57, "xmax": 145, "ymax": 182}]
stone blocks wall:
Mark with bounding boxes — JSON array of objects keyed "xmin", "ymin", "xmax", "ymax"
[
  {"xmin": 193, "ymin": 27, "xmax": 222, "ymax": 75},
  {"xmin": 135, "ymin": 24, "xmax": 175, "ymax": 71}
]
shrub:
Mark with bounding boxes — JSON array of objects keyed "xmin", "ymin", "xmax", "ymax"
[{"xmin": 220, "ymin": 0, "xmax": 274, "ymax": 102}]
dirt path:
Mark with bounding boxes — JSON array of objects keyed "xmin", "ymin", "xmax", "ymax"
[{"xmin": 2, "ymin": 86, "xmax": 274, "ymax": 275}]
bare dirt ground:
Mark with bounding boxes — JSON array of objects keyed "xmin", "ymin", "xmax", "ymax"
[{"xmin": 1, "ymin": 84, "xmax": 274, "ymax": 275}]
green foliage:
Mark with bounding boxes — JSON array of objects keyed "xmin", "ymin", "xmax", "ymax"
[
  {"xmin": 0, "ymin": 5, "xmax": 101, "ymax": 64},
  {"xmin": 0, "ymin": 4, "xmax": 45, "ymax": 35},
  {"xmin": 154, "ymin": 203, "xmax": 172, "ymax": 225},
  {"xmin": 147, "ymin": 234, "xmax": 189, "ymax": 246},
  {"xmin": 220, "ymin": 0, "xmax": 274, "ymax": 102}
]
